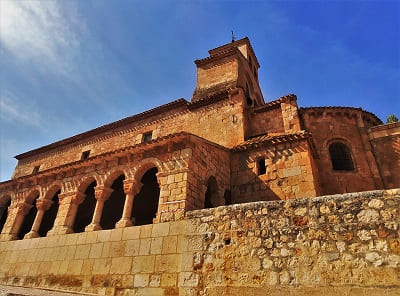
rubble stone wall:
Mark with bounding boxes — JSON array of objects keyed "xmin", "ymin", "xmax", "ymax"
[
  {"xmin": 183, "ymin": 188, "xmax": 400, "ymax": 295},
  {"xmin": 0, "ymin": 189, "xmax": 398, "ymax": 295}
]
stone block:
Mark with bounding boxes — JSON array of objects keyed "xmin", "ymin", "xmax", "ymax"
[
  {"xmin": 124, "ymin": 239, "xmax": 140, "ymax": 256},
  {"xmin": 134, "ymin": 273, "xmax": 149, "ymax": 287},
  {"xmin": 161, "ymin": 273, "xmax": 177, "ymax": 287},
  {"xmin": 162, "ymin": 236, "xmax": 178, "ymax": 254},
  {"xmin": 151, "ymin": 237, "xmax": 163, "ymax": 254},
  {"xmin": 89, "ymin": 243, "xmax": 104, "ymax": 259},
  {"xmin": 131, "ymin": 255, "xmax": 155, "ymax": 273},
  {"xmin": 75, "ymin": 244, "xmax": 91, "ymax": 259},
  {"xmin": 110, "ymin": 257, "xmax": 132, "ymax": 274},
  {"xmin": 122, "ymin": 227, "xmax": 140, "ymax": 240},
  {"xmin": 155, "ymin": 254, "xmax": 181, "ymax": 272},
  {"xmin": 152, "ymin": 223, "xmax": 170, "ymax": 237}
]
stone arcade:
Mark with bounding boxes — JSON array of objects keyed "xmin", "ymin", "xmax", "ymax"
[{"xmin": 0, "ymin": 38, "xmax": 399, "ymax": 295}]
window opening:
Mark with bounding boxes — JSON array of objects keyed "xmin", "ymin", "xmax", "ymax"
[
  {"xmin": 38, "ymin": 190, "xmax": 60, "ymax": 237},
  {"xmin": 329, "ymin": 142, "xmax": 354, "ymax": 171},
  {"xmin": 224, "ymin": 190, "xmax": 232, "ymax": 206},
  {"xmin": 100, "ymin": 175, "xmax": 126, "ymax": 230},
  {"xmin": 73, "ymin": 181, "xmax": 97, "ymax": 233},
  {"xmin": 18, "ymin": 195, "xmax": 39, "ymax": 239},
  {"xmin": 81, "ymin": 150, "xmax": 91, "ymax": 160},
  {"xmin": 32, "ymin": 165, "xmax": 40, "ymax": 175},
  {"xmin": 0, "ymin": 199, "xmax": 11, "ymax": 234},
  {"xmin": 258, "ymin": 159, "xmax": 266, "ymax": 175},
  {"xmin": 204, "ymin": 176, "xmax": 219, "ymax": 209},
  {"xmin": 142, "ymin": 131, "xmax": 153, "ymax": 143},
  {"xmin": 245, "ymin": 83, "xmax": 253, "ymax": 106},
  {"xmin": 131, "ymin": 167, "xmax": 160, "ymax": 226}
]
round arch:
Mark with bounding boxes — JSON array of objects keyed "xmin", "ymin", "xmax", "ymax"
[
  {"xmin": 43, "ymin": 181, "xmax": 63, "ymax": 200},
  {"xmin": 0, "ymin": 192, "xmax": 14, "ymax": 206},
  {"xmin": 77, "ymin": 173, "xmax": 102, "ymax": 193},
  {"xmin": 325, "ymin": 137, "xmax": 356, "ymax": 171},
  {"xmin": 25, "ymin": 186, "xmax": 42, "ymax": 204},
  {"xmin": 104, "ymin": 165, "xmax": 132, "ymax": 188},
  {"xmin": 132, "ymin": 158, "xmax": 163, "ymax": 183}
]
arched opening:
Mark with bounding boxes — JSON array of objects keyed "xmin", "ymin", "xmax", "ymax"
[
  {"xmin": 245, "ymin": 83, "xmax": 253, "ymax": 106},
  {"xmin": 38, "ymin": 190, "xmax": 60, "ymax": 237},
  {"xmin": 19, "ymin": 195, "xmax": 39, "ymax": 240},
  {"xmin": 74, "ymin": 181, "xmax": 97, "ymax": 233},
  {"xmin": 100, "ymin": 175, "xmax": 125, "ymax": 230},
  {"xmin": 329, "ymin": 142, "xmax": 354, "ymax": 171},
  {"xmin": 132, "ymin": 167, "xmax": 160, "ymax": 226},
  {"xmin": 0, "ymin": 198, "xmax": 11, "ymax": 234},
  {"xmin": 204, "ymin": 176, "xmax": 219, "ymax": 209},
  {"xmin": 224, "ymin": 190, "xmax": 232, "ymax": 206}
]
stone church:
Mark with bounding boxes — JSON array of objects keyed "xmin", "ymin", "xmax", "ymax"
[{"xmin": 0, "ymin": 38, "xmax": 398, "ymax": 295}]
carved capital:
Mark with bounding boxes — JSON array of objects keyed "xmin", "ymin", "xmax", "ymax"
[
  {"xmin": 71, "ymin": 192, "xmax": 86, "ymax": 205},
  {"xmin": 17, "ymin": 202, "xmax": 32, "ymax": 216},
  {"xmin": 58, "ymin": 192, "xmax": 75, "ymax": 205},
  {"xmin": 123, "ymin": 179, "xmax": 142, "ymax": 196},
  {"xmin": 36, "ymin": 199, "xmax": 53, "ymax": 211},
  {"xmin": 94, "ymin": 186, "xmax": 113, "ymax": 201}
]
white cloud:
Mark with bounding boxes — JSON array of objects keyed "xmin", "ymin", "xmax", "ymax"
[
  {"xmin": 0, "ymin": 0, "xmax": 83, "ymax": 73},
  {"xmin": 0, "ymin": 91, "xmax": 41, "ymax": 127}
]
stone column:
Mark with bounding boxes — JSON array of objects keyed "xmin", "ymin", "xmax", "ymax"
[
  {"xmin": 25, "ymin": 199, "xmax": 53, "ymax": 238},
  {"xmin": 116, "ymin": 179, "xmax": 142, "ymax": 228},
  {"xmin": 2, "ymin": 202, "xmax": 32, "ymax": 241},
  {"xmin": 47, "ymin": 191, "xmax": 85, "ymax": 235},
  {"xmin": 85, "ymin": 186, "xmax": 113, "ymax": 231}
]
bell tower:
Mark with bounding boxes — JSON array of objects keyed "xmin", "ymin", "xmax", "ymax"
[{"xmin": 192, "ymin": 37, "xmax": 264, "ymax": 107}]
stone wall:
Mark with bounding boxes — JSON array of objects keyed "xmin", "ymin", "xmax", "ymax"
[
  {"xmin": 0, "ymin": 189, "xmax": 398, "ymax": 295},
  {"xmin": 231, "ymin": 139, "xmax": 319, "ymax": 203},
  {"xmin": 300, "ymin": 108, "xmax": 383, "ymax": 195},
  {"xmin": 247, "ymin": 106, "xmax": 285, "ymax": 137},
  {"xmin": 12, "ymin": 91, "xmax": 246, "ymax": 179},
  {"xmin": 369, "ymin": 122, "xmax": 400, "ymax": 189}
]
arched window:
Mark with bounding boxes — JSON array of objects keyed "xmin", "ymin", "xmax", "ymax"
[{"xmin": 329, "ymin": 142, "xmax": 354, "ymax": 171}]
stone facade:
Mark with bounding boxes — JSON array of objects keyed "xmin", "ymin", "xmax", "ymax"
[{"xmin": 0, "ymin": 37, "xmax": 399, "ymax": 295}]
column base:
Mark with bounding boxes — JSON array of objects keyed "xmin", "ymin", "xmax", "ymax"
[
  {"xmin": 0, "ymin": 233, "xmax": 18, "ymax": 241},
  {"xmin": 85, "ymin": 223, "xmax": 102, "ymax": 232},
  {"xmin": 47, "ymin": 226, "xmax": 74, "ymax": 236},
  {"xmin": 25, "ymin": 230, "xmax": 39, "ymax": 239},
  {"xmin": 116, "ymin": 218, "xmax": 133, "ymax": 228}
]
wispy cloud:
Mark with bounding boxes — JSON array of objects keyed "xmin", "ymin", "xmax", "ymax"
[
  {"xmin": 0, "ymin": 0, "xmax": 83, "ymax": 74},
  {"xmin": 0, "ymin": 91, "xmax": 41, "ymax": 127}
]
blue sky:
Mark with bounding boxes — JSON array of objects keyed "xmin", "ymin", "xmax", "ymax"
[{"xmin": 0, "ymin": 0, "xmax": 399, "ymax": 181}]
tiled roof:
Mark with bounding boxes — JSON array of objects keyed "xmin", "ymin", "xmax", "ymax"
[
  {"xmin": 232, "ymin": 131, "xmax": 312, "ymax": 152},
  {"xmin": 254, "ymin": 94, "xmax": 297, "ymax": 113},
  {"xmin": 15, "ymin": 99, "xmax": 189, "ymax": 160}
]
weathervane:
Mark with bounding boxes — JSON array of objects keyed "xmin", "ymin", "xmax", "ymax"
[{"xmin": 231, "ymin": 30, "xmax": 236, "ymax": 43}]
